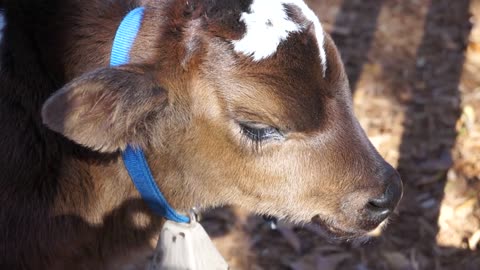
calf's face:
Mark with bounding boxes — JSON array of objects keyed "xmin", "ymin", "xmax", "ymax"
[{"xmin": 42, "ymin": 0, "xmax": 402, "ymax": 239}]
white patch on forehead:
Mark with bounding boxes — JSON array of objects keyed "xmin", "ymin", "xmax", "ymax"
[
  {"xmin": 232, "ymin": 0, "xmax": 327, "ymax": 75},
  {"xmin": 232, "ymin": 1, "xmax": 299, "ymax": 61}
]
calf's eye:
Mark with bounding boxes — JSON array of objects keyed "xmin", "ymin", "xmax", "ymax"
[{"xmin": 239, "ymin": 122, "xmax": 282, "ymax": 142}]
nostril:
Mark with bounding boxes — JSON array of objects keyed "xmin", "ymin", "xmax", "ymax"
[
  {"xmin": 366, "ymin": 198, "xmax": 391, "ymax": 221},
  {"xmin": 372, "ymin": 179, "xmax": 401, "ymax": 207},
  {"xmin": 368, "ymin": 196, "xmax": 390, "ymax": 210},
  {"xmin": 359, "ymin": 166, "xmax": 403, "ymax": 226},
  {"xmin": 365, "ymin": 180, "xmax": 402, "ymax": 220},
  {"xmin": 367, "ymin": 197, "xmax": 391, "ymax": 216}
]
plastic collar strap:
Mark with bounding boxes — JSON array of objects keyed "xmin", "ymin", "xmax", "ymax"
[{"xmin": 110, "ymin": 7, "xmax": 190, "ymax": 223}]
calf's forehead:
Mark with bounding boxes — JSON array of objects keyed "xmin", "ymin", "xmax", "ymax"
[
  {"xmin": 206, "ymin": 31, "xmax": 333, "ymax": 133},
  {"xmin": 199, "ymin": 0, "xmax": 338, "ymax": 133},
  {"xmin": 231, "ymin": 0, "xmax": 327, "ymax": 74}
]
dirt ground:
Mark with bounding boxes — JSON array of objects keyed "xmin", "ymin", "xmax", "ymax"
[{"xmin": 200, "ymin": 0, "xmax": 480, "ymax": 269}]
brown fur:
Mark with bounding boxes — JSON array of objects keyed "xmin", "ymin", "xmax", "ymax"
[{"xmin": 0, "ymin": 0, "xmax": 402, "ymax": 269}]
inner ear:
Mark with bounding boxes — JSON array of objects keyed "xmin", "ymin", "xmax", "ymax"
[{"xmin": 42, "ymin": 64, "xmax": 167, "ymax": 153}]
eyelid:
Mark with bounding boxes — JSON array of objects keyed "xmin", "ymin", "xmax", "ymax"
[
  {"xmin": 236, "ymin": 119, "xmax": 281, "ymax": 131},
  {"xmin": 240, "ymin": 122, "xmax": 272, "ymax": 129},
  {"xmin": 238, "ymin": 122, "xmax": 284, "ymax": 140}
]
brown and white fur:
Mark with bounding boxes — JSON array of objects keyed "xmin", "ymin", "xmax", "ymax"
[{"xmin": 0, "ymin": 0, "xmax": 402, "ymax": 269}]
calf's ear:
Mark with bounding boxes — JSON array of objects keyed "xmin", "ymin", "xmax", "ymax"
[{"xmin": 42, "ymin": 64, "xmax": 166, "ymax": 152}]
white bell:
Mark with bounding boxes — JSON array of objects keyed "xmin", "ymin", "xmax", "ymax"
[{"xmin": 148, "ymin": 211, "xmax": 229, "ymax": 270}]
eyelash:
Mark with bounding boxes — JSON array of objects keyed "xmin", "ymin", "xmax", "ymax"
[
  {"xmin": 238, "ymin": 123, "xmax": 283, "ymax": 152},
  {"xmin": 240, "ymin": 124, "xmax": 279, "ymax": 142}
]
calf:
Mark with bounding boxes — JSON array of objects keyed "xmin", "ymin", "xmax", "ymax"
[{"xmin": 0, "ymin": 0, "xmax": 402, "ymax": 269}]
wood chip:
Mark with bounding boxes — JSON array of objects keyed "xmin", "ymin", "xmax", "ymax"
[
  {"xmin": 455, "ymin": 198, "xmax": 477, "ymax": 218},
  {"xmin": 468, "ymin": 230, "xmax": 480, "ymax": 250}
]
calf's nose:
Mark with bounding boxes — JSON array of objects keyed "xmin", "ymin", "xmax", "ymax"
[{"xmin": 365, "ymin": 171, "xmax": 403, "ymax": 221}]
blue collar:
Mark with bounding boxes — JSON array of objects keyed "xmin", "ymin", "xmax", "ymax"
[{"xmin": 110, "ymin": 7, "xmax": 190, "ymax": 223}]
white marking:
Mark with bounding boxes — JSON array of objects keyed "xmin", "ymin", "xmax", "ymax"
[
  {"xmin": 232, "ymin": 1, "xmax": 300, "ymax": 61},
  {"xmin": 232, "ymin": 0, "xmax": 327, "ymax": 75}
]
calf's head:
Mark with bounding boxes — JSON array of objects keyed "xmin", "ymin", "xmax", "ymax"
[{"xmin": 42, "ymin": 0, "xmax": 402, "ymax": 239}]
